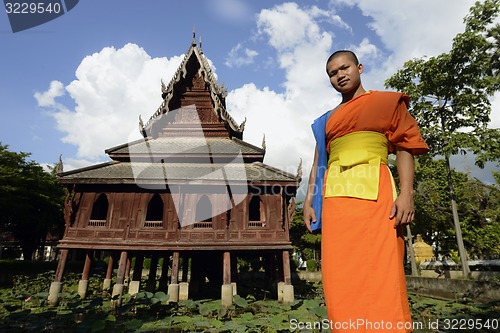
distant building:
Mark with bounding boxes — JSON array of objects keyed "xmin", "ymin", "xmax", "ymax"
[
  {"xmin": 48, "ymin": 36, "xmax": 301, "ymax": 306},
  {"xmin": 0, "ymin": 231, "xmax": 58, "ymax": 261}
]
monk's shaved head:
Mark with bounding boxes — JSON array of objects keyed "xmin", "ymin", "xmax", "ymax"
[{"xmin": 326, "ymin": 50, "xmax": 359, "ymax": 72}]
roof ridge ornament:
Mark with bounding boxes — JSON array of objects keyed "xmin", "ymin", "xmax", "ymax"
[
  {"xmin": 139, "ymin": 115, "xmax": 147, "ymax": 138},
  {"xmin": 161, "ymin": 79, "xmax": 167, "ymax": 97},
  {"xmin": 239, "ymin": 117, "xmax": 247, "ymax": 132},
  {"xmin": 261, "ymin": 133, "xmax": 266, "ymax": 150},
  {"xmin": 296, "ymin": 158, "xmax": 302, "ymax": 180},
  {"xmin": 56, "ymin": 154, "xmax": 64, "ymax": 174}
]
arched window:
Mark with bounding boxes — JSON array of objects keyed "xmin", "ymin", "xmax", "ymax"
[
  {"xmin": 89, "ymin": 194, "xmax": 108, "ymax": 227},
  {"xmin": 144, "ymin": 194, "xmax": 164, "ymax": 228},
  {"xmin": 194, "ymin": 195, "xmax": 213, "ymax": 228},
  {"xmin": 248, "ymin": 195, "xmax": 266, "ymax": 227}
]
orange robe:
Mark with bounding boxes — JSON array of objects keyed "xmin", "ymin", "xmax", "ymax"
[{"xmin": 321, "ymin": 91, "xmax": 429, "ymax": 333}]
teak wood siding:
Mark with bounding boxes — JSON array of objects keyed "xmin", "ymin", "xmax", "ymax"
[{"xmin": 62, "ymin": 189, "xmax": 290, "ymax": 250}]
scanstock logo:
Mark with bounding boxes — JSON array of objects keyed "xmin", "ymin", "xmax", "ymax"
[
  {"xmin": 128, "ymin": 105, "xmax": 249, "ymax": 228},
  {"xmin": 4, "ymin": 0, "xmax": 79, "ymax": 33}
]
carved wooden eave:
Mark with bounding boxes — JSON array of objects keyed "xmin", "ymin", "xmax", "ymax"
[{"xmin": 141, "ymin": 39, "xmax": 243, "ymax": 139}]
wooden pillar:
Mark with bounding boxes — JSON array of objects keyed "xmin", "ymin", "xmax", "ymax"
[
  {"xmin": 78, "ymin": 251, "xmax": 93, "ymax": 299},
  {"xmin": 282, "ymin": 251, "xmax": 291, "ymax": 284},
  {"xmin": 124, "ymin": 255, "xmax": 132, "ymax": 285},
  {"xmin": 280, "ymin": 250, "xmax": 294, "ymax": 304},
  {"xmin": 111, "ymin": 251, "xmax": 128, "ymax": 308},
  {"xmin": 146, "ymin": 253, "xmax": 159, "ymax": 292},
  {"xmin": 55, "ymin": 249, "xmax": 70, "ymax": 282},
  {"xmin": 48, "ymin": 249, "xmax": 69, "ymax": 306},
  {"xmin": 181, "ymin": 255, "xmax": 189, "ymax": 282},
  {"xmin": 132, "ymin": 254, "xmax": 144, "ymax": 282},
  {"xmin": 171, "ymin": 251, "xmax": 179, "ymax": 285},
  {"xmin": 158, "ymin": 252, "xmax": 170, "ymax": 291},
  {"xmin": 223, "ymin": 251, "xmax": 231, "ymax": 285},
  {"xmin": 231, "ymin": 254, "xmax": 238, "ymax": 296},
  {"xmin": 168, "ymin": 251, "xmax": 180, "ymax": 302},
  {"xmin": 129, "ymin": 254, "xmax": 144, "ymax": 295},
  {"xmin": 221, "ymin": 251, "xmax": 233, "ymax": 306},
  {"xmin": 179, "ymin": 254, "xmax": 190, "ymax": 301},
  {"xmin": 116, "ymin": 251, "xmax": 128, "ymax": 284},
  {"xmin": 264, "ymin": 253, "xmax": 276, "ymax": 288},
  {"xmin": 103, "ymin": 253, "xmax": 115, "ymax": 290},
  {"xmin": 82, "ymin": 251, "xmax": 92, "ymax": 280}
]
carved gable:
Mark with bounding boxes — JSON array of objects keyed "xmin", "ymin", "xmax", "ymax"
[{"xmin": 142, "ymin": 40, "xmax": 243, "ymax": 139}]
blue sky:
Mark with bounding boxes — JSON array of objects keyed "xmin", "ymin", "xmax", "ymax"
[{"xmin": 1, "ymin": 0, "xmax": 498, "ymax": 193}]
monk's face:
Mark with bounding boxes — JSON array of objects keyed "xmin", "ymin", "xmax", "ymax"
[{"xmin": 326, "ymin": 54, "xmax": 364, "ymax": 94}]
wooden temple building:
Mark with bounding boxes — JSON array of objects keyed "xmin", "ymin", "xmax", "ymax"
[{"xmin": 48, "ymin": 36, "xmax": 301, "ymax": 307}]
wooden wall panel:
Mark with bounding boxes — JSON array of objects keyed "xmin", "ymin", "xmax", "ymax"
[{"xmin": 75, "ymin": 192, "xmax": 94, "ymax": 228}]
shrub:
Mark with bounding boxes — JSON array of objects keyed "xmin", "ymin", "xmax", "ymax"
[{"xmin": 306, "ymin": 259, "xmax": 318, "ymax": 272}]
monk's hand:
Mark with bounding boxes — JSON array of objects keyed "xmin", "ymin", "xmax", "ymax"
[
  {"xmin": 303, "ymin": 204, "xmax": 316, "ymax": 233},
  {"xmin": 389, "ymin": 191, "xmax": 414, "ymax": 228}
]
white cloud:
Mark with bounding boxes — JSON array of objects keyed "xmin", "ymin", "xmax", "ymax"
[
  {"xmin": 230, "ymin": 0, "xmax": 499, "ymax": 195},
  {"xmin": 225, "ymin": 43, "xmax": 259, "ymax": 68},
  {"xmin": 59, "ymin": 157, "xmax": 98, "ymax": 172},
  {"xmin": 332, "ymin": 0, "xmax": 478, "ymax": 73},
  {"xmin": 38, "ymin": 1, "xmax": 498, "ymax": 194},
  {"xmin": 34, "ymin": 80, "xmax": 65, "ymax": 107},
  {"xmin": 489, "ymin": 92, "xmax": 500, "ymax": 129},
  {"xmin": 351, "ymin": 38, "xmax": 379, "ymax": 62},
  {"xmin": 255, "ymin": 3, "xmax": 336, "ymax": 101},
  {"xmin": 341, "ymin": 0, "xmax": 500, "ymax": 130},
  {"xmin": 224, "ymin": 3, "xmax": 344, "ymax": 197},
  {"xmin": 257, "ymin": 2, "xmax": 345, "ymax": 52},
  {"xmin": 36, "ymin": 43, "xmax": 183, "ymax": 161},
  {"xmin": 228, "ymin": 83, "xmax": 311, "ymax": 172}
]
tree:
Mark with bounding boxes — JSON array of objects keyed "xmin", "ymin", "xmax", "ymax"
[
  {"xmin": 0, "ymin": 143, "xmax": 65, "ymax": 260},
  {"xmin": 412, "ymin": 159, "xmax": 500, "ymax": 259},
  {"xmin": 385, "ymin": 0, "xmax": 500, "ymax": 276},
  {"xmin": 289, "ymin": 203, "xmax": 321, "ymax": 267},
  {"xmin": 457, "ymin": 176, "xmax": 500, "ymax": 258}
]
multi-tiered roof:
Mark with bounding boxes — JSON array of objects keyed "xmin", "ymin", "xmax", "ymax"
[{"xmin": 59, "ymin": 37, "xmax": 299, "ymax": 187}]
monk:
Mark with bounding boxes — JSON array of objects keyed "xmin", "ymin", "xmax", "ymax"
[{"xmin": 303, "ymin": 50, "xmax": 429, "ymax": 332}]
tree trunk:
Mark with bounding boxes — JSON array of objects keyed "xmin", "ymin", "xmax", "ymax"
[
  {"xmin": 438, "ymin": 97, "xmax": 470, "ymax": 277},
  {"xmin": 406, "ymin": 225, "xmax": 419, "ymax": 277},
  {"xmin": 444, "ymin": 154, "xmax": 470, "ymax": 277}
]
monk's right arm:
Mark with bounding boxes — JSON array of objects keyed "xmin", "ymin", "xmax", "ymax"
[{"xmin": 303, "ymin": 146, "xmax": 318, "ymax": 233}]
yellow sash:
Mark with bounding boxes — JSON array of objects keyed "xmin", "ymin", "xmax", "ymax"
[{"xmin": 325, "ymin": 131, "xmax": 391, "ymax": 200}]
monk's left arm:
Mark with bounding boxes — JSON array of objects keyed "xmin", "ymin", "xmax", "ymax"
[{"xmin": 390, "ymin": 146, "xmax": 415, "ymax": 228}]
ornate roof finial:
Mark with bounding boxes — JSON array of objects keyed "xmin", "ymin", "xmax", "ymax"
[
  {"xmin": 296, "ymin": 158, "xmax": 303, "ymax": 180},
  {"xmin": 239, "ymin": 117, "xmax": 247, "ymax": 132},
  {"xmin": 56, "ymin": 154, "xmax": 63, "ymax": 174},
  {"xmin": 199, "ymin": 35, "xmax": 203, "ymax": 51},
  {"xmin": 139, "ymin": 115, "xmax": 147, "ymax": 138},
  {"xmin": 161, "ymin": 79, "xmax": 167, "ymax": 95},
  {"xmin": 261, "ymin": 133, "xmax": 266, "ymax": 150},
  {"xmin": 192, "ymin": 26, "xmax": 196, "ymax": 45},
  {"xmin": 220, "ymin": 81, "xmax": 228, "ymax": 98}
]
